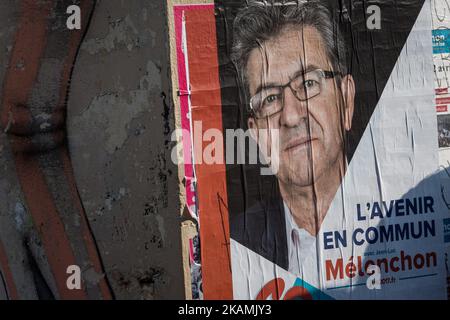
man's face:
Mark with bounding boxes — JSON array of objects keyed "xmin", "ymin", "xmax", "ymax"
[{"xmin": 246, "ymin": 26, "xmax": 355, "ymax": 187}]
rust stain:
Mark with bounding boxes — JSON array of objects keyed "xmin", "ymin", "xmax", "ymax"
[
  {"xmin": 0, "ymin": 0, "xmax": 112, "ymax": 299},
  {"xmin": 60, "ymin": 148, "xmax": 113, "ymax": 299},
  {"xmin": 0, "ymin": 240, "xmax": 18, "ymax": 299},
  {"xmin": 57, "ymin": 0, "xmax": 113, "ymax": 300}
]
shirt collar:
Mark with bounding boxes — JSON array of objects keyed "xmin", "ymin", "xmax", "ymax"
[{"xmin": 283, "ymin": 201, "xmax": 317, "ymax": 253}]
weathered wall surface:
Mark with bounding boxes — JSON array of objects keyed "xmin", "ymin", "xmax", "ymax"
[
  {"xmin": 67, "ymin": 0, "xmax": 184, "ymax": 299},
  {"xmin": 0, "ymin": 0, "xmax": 36, "ymax": 300},
  {"xmin": 0, "ymin": 0, "xmax": 184, "ymax": 299}
]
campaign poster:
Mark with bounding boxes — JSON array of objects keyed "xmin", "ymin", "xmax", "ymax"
[
  {"xmin": 434, "ymin": 0, "xmax": 450, "ymax": 163},
  {"xmin": 432, "ymin": 0, "xmax": 450, "ymax": 300},
  {"xmin": 169, "ymin": 0, "xmax": 449, "ymax": 299}
]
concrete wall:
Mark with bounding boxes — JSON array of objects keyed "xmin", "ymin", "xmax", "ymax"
[{"xmin": 67, "ymin": 0, "xmax": 184, "ymax": 299}]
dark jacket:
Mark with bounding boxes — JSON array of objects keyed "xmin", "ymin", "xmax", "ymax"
[{"xmin": 230, "ymin": 185, "xmax": 289, "ymax": 270}]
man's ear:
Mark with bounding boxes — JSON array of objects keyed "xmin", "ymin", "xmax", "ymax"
[
  {"xmin": 248, "ymin": 116, "xmax": 259, "ymax": 142},
  {"xmin": 340, "ymin": 74, "xmax": 355, "ymax": 131}
]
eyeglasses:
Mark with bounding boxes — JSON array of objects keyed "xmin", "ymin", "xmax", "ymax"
[{"xmin": 249, "ymin": 69, "xmax": 340, "ymax": 119}]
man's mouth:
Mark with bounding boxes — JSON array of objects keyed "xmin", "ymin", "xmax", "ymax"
[{"xmin": 284, "ymin": 137, "xmax": 317, "ymax": 152}]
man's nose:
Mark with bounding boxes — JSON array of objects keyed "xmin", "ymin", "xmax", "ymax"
[{"xmin": 279, "ymin": 87, "xmax": 307, "ymax": 127}]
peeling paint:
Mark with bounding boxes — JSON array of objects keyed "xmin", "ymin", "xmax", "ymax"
[
  {"xmin": 155, "ymin": 214, "xmax": 166, "ymax": 245},
  {"xmin": 82, "ymin": 15, "xmax": 143, "ymax": 54},
  {"xmin": 72, "ymin": 61, "xmax": 161, "ymax": 154},
  {"xmin": 13, "ymin": 202, "xmax": 26, "ymax": 232}
]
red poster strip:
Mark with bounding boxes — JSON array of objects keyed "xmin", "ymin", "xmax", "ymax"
[{"xmin": 185, "ymin": 8, "xmax": 233, "ymax": 299}]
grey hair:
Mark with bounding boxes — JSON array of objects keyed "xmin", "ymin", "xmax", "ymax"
[{"xmin": 231, "ymin": 0, "xmax": 348, "ymax": 102}]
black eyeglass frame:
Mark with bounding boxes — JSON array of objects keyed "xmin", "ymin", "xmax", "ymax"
[{"xmin": 248, "ymin": 69, "xmax": 341, "ymax": 119}]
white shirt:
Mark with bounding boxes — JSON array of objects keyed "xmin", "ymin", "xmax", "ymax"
[{"xmin": 284, "ymin": 202, "xmax": 320, "ymax": 284}]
